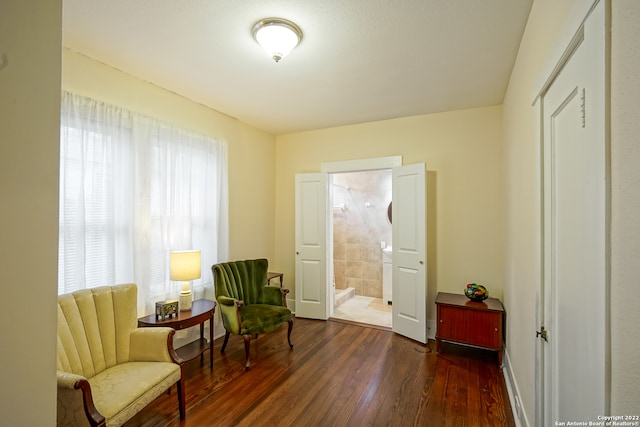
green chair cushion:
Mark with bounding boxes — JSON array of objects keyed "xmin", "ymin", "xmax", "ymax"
[{"xmin": 240, "ymin": 304, "xmax": 292, "ymax": 335}]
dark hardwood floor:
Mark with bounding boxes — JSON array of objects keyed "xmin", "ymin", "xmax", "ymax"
[{"xmin": 125, "ymin": 317, "xmax": 515, "ymax": 427}]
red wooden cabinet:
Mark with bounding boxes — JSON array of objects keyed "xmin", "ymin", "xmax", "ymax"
[{"xmin": 435, "ymin": 292, "xmax": 504, "ymax": 365}]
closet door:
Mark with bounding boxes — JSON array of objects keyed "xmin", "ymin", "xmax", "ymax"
[{"xmin": 538, "ymin": 1, "xmax": 608, "ymax": 423}]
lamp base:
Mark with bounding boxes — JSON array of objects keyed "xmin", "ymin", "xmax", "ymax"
[{"xmin": 179, "ymin": 291, "xmax": 192, "ymax": 311}]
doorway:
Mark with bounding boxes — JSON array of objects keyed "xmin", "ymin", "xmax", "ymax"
[
  {"xmin": 330, "ymin": 170, "xmax": 392, "ymax": 328},
  {"xmin": 295, "ymin": 156, "xmax": 427, "ymax": 343}
]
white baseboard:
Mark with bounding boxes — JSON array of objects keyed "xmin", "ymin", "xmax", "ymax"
[
  {"xmin": 427, "ymin": 319, "xmax": 436, "ymax": 340},
  {"xmin": 502, "ymin": 348, "xmax": 530, "ymax": 427}
]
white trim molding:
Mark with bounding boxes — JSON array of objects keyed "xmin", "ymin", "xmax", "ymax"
[
  {"xmin": 503, "ymin": 348, "xmax": 529, "ymax": 427},
  {"xmin": 532, "ymin": 0, "xmax": 603, "ymax": 104},
  {"xmin": 321, "ymin": 156, "xmax": 402, "ymax": 173}
]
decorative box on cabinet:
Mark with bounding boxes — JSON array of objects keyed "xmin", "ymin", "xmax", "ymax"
[{"xmin": 435, "ymin": 292, "xmax": 504, "ymax": 366}]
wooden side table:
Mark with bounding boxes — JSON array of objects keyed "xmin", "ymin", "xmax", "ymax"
[
  {"xmin": 435, "ymin": 292, "xmax": 504, "ymax": 365},
  {"xmin": 267, "ymin": 271, "xmax": 284, "ymax": 287},
  {"xmin": 138, "ymin": 299, "xmax": 216, "ymax": 368}
]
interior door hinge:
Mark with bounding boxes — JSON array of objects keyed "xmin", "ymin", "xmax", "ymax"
[
  {"xmin": 536, "ymin": 326, "xmax": 548, "ymax": 342},
  {"xmin": 580, "ymin": 87, "xmax": 586, "ymax": 128}
]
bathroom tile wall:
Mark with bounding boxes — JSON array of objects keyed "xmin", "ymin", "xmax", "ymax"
[{"xmin": 333, "ymin": 170, "xmax": 392, "ymax": 298}]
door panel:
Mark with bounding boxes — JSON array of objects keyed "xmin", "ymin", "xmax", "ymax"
[
  {"xmin": 300, "ymin": 259, "xmax": 321, "ymax": 302},
  {"xmin": 392, "ymin": 163, "xmax": 427, "ymax": 343},
  {"xmin": 395, "ymin": 266, "xmax": 420, "ymax": 321},
  {"xmin": 295, "ymin": 173, "xmax": 328, "ymax": 319}
]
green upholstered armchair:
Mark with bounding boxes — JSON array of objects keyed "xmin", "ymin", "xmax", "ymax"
[{"xmin": 212, "ymin": 259, "xmax": 293, "ymax": 370}]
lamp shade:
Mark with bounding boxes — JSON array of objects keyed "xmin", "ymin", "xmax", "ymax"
[
  {"xmin": 253, "ymin": 18, "xmax": 302, "ymax": 62},
  {"xmin": 170, "ymin": 250, "xmax": 201, "ymax": 281}
]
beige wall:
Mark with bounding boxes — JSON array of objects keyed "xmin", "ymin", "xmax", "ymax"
[
  {"xmin": 62, "ymin": 49, "xmax": 277, "ymax": 264},
  {"xmin": 0, "ymin": 1, "xmax": 62, "ymax": 425},
  {"xmin": 610, "ymin": 0, "xmax": 640, "ymax": 414},
  {"xmin": 504, "ymin": 0, "xmax": 640, "ymax": 423},
  {"xmin": 274, "ymin": 105, "xmax": 505, "ymax": 322},
  {"xmin": 502, "ymin": 1, "xmax": 573, "ymax": 424}
]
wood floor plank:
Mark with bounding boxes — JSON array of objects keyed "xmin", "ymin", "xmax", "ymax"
[{"xmin": 124, "ymin": 318, "xmax": 515, "ymax": 427}]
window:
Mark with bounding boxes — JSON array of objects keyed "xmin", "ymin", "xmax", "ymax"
[{"xmin": 59, "ymin": 92, "xmax": 228, "ymax": 314}]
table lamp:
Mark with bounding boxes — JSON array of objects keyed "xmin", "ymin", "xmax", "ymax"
[{"xmin": 170, "ymin": 250, "xmax": 201, "ymax": 311}]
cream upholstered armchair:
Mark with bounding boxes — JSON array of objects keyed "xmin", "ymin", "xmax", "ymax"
[{"xmin": 57, "ymin": 284, "xmax": 184, "ymax": 427}]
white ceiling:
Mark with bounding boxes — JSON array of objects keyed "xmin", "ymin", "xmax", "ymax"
[{"xmin": 62, "ymin": 0, "xmax": 533, "ymax": 135}]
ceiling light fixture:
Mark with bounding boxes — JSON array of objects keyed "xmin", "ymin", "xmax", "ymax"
[{"xmin": 252, "ymin": 18, "xmax": 302, "ymax": 63}]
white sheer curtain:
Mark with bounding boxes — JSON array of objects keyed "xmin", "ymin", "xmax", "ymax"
[{"xmin": 59, "ymin": 92, "xmax": 228, "ymax": 315}]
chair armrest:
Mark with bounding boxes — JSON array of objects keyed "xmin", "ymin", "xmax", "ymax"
[
  {"xmin": 218, "ymin": 297, "xmax": 244, "ymax": 334},
  {"xmin": 217, "ymin": 295, "xmax": 238, "ymax": 306},
  {"xmin": 129, "ymin": 327, "xmax": 180, "ymax": 364},
  {"xmin": 57, "ymin": 371, "xmax": 106, "ymax": 427},
  {"xmin": 262, "ymin": 286, "xmax": 290, "ymax": 307}
]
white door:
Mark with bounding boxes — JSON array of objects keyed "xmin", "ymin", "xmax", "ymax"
[
  {"xmin": 294, "ymin": 173, "xmax": 329, "ymax": 319},
  {"xmin": 539, "ymin": 1, "xmax": 608, "ymax": 424},
  {"xmin": 392, "ymin": 163, "xmax": 427, "ymax": 344}
]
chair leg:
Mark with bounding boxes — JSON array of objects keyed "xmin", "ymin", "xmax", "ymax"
[
  {"xmin": 176, "ymin": 378, "xmax": 185, "ymax": 420},
  {"xmin": 243, "ymin": 334, "xmax": 251, "ymax": 370},
  {"xmin": 221, "ymin": 330, "xmax": 230, "ymax": 353},
  {"xmin": 287, "ymin": 319, "xmax": 294, "ymax": 349}
]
